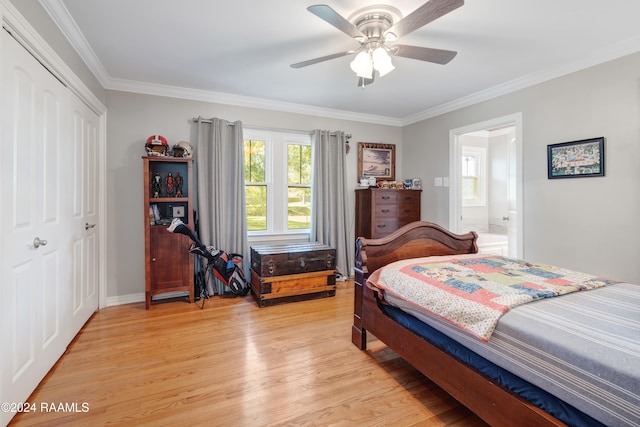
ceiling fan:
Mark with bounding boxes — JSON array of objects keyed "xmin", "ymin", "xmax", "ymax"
[{"xmin": 291, "ymin": 0, "xmax": 464, "ymax": 86}]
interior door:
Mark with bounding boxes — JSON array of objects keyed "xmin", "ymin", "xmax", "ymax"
[
  {"xmin": 1, "ymin": 30, "xmax": 71, "ymax": 425},
  {"xmin": 69, "ymin": 96, "xmax": 100, "ymax": 335},
  {"xmin": 507, "ymin": 128, "xmax": 518, "ymax": 257}
]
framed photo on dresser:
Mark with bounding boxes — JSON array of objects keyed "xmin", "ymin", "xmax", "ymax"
[{"xmin": 357, "ymin": 142, "xmax": 395, "ymax": 181}]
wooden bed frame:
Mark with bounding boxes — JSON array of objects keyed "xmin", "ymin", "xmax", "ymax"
[{"xmin": 352, "ymin": 221, "xmax": 566, "ymax": 427}]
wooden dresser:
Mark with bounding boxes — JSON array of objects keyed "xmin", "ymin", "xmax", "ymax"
[{"xmin": 355, "ymin": 188, "xmax": 421, "ymax": 239}]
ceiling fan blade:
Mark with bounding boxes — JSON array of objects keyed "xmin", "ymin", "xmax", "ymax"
[
  {"xmin": 393, "ymin": 44, "xmax": 457, "ymax": 65},
  {"xmin": 308, "ymin": 4, "xmax": 365, "ymax": 39},
  {"xmin": 290, "ymin": 51, "xmax": 354, "ymax": 68},
  {"xmin": 385, "ymin": 0, "xmax": 464, "ymax": 39}
]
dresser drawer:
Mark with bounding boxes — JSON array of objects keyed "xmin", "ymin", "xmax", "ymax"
[
  {"xmin": 375, "ymin": 204, "xmax": 400, "ymax": 217},
  {"xmin": 373, "ymin": 190, "xmax": 400, "ymax": 203},
  {"xmin": 371, "ymin": 219, "xmax": 401, "ymax": 238},
  {"xmin": 355, "ymin": 188, "xmax": 421, "ymax": 239},
  {"xmin": 397, "ymin": 205, "xmax": 419, "ymax": 220}
]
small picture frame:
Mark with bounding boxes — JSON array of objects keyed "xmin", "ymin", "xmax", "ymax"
[
  {"xmin": 547, "ymin": 137, "xmax": 605, "ymax": 179},
  {"xmin": 172, "ymin": 205, "xmax": 185, "ymax": 218},
  {"xmin": 411, "ymin": 178, "xmax": 422, "ymax": 190},
  {"xmin": 357, "ymin": 142, "xmax": 395, "ymax": 181}
]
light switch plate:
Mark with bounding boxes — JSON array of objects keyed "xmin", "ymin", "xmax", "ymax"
[{"xmin": 434, "ymin": 177, "xmax": 443, "ymax": 187}]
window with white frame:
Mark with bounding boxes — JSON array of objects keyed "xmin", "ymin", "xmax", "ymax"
[
  {"xmin": 243, "ymin": 129, "xmax": 312, "ymax": 235},
  {"xmin": 461, "ymin": 146, "xmax": 487, "ymax": 207}
]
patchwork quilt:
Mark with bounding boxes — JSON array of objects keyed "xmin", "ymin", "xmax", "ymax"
[{"xmin": 366, "ymin": 254, "xmax": 619, "ymax": 341}]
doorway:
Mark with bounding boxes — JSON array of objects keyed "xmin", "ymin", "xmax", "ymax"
[{"xmin": 449, "ymin": 113, "xmax": 523, "ymax": 258}]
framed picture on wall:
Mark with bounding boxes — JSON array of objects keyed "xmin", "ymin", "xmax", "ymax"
[
  {"xmin": 547, "ymin": 137, "xmax": 605, "ymax": 179},
  {"xmin": 357, "ymin": 142, "xmax": 396, "ymax": 181}
]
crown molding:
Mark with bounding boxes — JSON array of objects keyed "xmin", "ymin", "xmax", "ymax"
[
  {"xmin": 38, "ymin": 0, "xmax": 403, "ymax": 127},
  {"xmin": 40, "ymin": 0, "xmax": 640, "ymax": 128},
  {"xmin": 401, "ymin": 34, "xmax": 640, "ymax": 126},
  {"xmin": 105, "ymin": 77, "xmax": 404, "ymax": 127}
]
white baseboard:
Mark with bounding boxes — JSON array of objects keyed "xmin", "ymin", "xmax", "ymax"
[
  {"xmin": 105, "ymin": 293, "xmax": 144, "ymax": 307},
  {"xmin": 105, "ymin": 291, "xmax": 191, "ymax": 307}
]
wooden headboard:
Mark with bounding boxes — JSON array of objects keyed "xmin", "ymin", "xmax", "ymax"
[{"xmin": 354, "ymin": 221, "xmax": 478, "ymax": 280}]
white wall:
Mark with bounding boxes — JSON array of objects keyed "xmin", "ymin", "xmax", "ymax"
[
  {"xmin": 105, "ymin": 90, "xmax": 402, "ymax": 301},
  {"xmin": 402, "ymin": 52, "xmax": 640, "ymax": 283},
  {"xmin": 488, "ymin": 132, "xmax": 509, "ymax": 234}
]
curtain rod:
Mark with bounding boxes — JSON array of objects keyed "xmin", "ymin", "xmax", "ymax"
[{"xmin": 191, "ymin": 118, "xmax": 351, "ymax": 140}]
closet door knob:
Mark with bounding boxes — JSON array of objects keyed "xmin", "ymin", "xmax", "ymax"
[{"xmin": 33, "ymin": 237, "xmax": 48, "ymax": 248}]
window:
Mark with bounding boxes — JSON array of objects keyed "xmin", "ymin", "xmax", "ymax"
[
  {"xmin": 243, "ymin": 130, "xmax": 312, "ymax": 235},
  {"xmin": 461, "ymin": 147, "xmax": 486, "ymax": 207},
  {"xmin": 244, "ymin": 139, "xmax": 267, "ymax": 230},
  {"xmin": 287, "ymin": 144, "xmax": 311, "ymax": 229}
]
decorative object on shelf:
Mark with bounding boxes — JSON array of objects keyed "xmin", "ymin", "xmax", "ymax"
[
  {"xmin": 172, "ymin": 141, "xmax": 193, "ymax": 158},
  {"xmin": 152, "ymin": 172, "xmax": 162, "ymax": 197},
  {"xmin": 547, "ymin": 137, "xmax": 605, "ymax": 179},
  {"xmin": 412, "ymin": 178, "xmax": 422, "ymax": 190},
  {"xmin": 148, "ymin": 206, "xmax": 155, "ymax": 225},
  {"xmin": 145, "ymin": 134, "xmax": 169, "ymax": 156},
  {"xmin": 150, "ymin": 204, "xmax": 161, "ymax": 223},
  {"xmin": 172, "ymin": 205, "xmax": 185, "ymax": 218},
  {"xmin": 165, "ymin": 172, "xmax": 175, "ymax": 197},
  {"xmin": 358, "ymin": 142, "xmax": 395, "ymax": 182},
  {"xmin": 174, "ymin": 172, "xmax": 183, "ymax": 197}
]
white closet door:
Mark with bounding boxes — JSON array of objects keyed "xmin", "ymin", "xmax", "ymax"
[
  {"xmin": 1, "ymin": 30, "xmax": 73, "ymax": 425},
  {"xmin": 68, "ymin": 95, "xmax": 100, "ymax": 336}
]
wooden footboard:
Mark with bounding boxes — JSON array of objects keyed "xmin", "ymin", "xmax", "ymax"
[{"xmin": 352, "ymin": 221, "xmax": 565, "ymax": 427}]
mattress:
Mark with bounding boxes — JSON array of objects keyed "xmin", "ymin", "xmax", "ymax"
[{"xmin": 384, "ymin": 281, "xmax": 640, "ymax": 427}]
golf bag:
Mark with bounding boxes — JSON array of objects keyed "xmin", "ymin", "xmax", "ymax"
[{"xmin": 167, "ymin": 218, "xmax": 249, "ymax": 298}]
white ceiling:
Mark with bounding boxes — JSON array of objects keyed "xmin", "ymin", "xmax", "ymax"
[{"xmin": 43, "ymin": 0, "xmax": 640, "ymax": 125}]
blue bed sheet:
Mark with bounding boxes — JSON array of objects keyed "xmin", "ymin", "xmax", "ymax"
[{"xmin": 381, "ymin": 303, "xmax": 604, "ymax": 427}]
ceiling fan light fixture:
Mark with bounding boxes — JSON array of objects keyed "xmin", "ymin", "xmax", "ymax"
[
  {"xmin": 372, "ymin": 47, "xmax": 395, "ymax": 77},
  {"xmin": 350, "ymin": 51, "xmax": 373, "ymax": 78},
  {"xmin": 293, "ymin": 1, "xmax": 463, "ymax": 87}
]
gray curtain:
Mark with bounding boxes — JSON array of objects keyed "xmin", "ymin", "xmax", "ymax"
[
  {"xmin": 310, "ymin": 130, "xmax": 352, "ymax": 279},
  {"xmin": 196, "ymin": 117, "xmax": 248, "ymax": 295}
]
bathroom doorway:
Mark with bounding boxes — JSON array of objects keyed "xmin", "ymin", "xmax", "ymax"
[{"xmin": 449, "ymin": 113, "xmax": 523, "ymax": 258}]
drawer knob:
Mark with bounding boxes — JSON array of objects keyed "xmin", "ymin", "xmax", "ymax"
[
  {"xmin": 377, "ymin": 224, "xmax": 386, "ymax": 228},
  {"xmin": 382, "ymin": 196, "xmax": 390, "ymax": 200},
  {"xmin": 381, "ymin": 209, "xmax": 390, "ymax": 213}
]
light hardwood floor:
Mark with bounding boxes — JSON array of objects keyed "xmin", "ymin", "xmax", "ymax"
[{"xmin": 9, "ymin": 281, "xmax": 488, "ymax": 426}]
